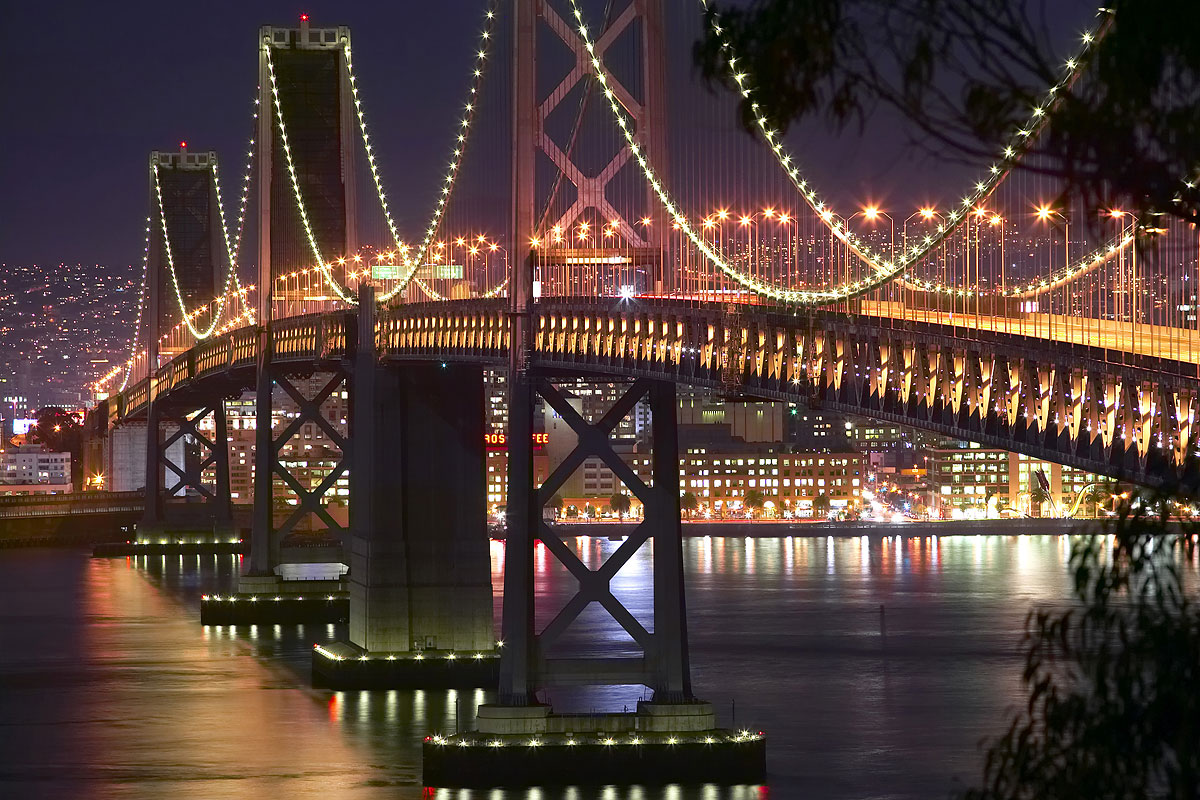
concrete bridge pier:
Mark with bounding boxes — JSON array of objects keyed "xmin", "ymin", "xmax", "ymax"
[
  {"xmin": 139, "ymin": 395, "xmax": 165, "ymax": 538},
  {"xmin": 314, "ymin": 286, "xmax": 495, "ymax": 687}
]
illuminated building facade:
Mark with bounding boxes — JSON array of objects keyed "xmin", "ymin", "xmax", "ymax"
[
  {"xmin": 637, "ymin": 447, "xmax": 863, "ymax": 518},
  {"xmin": 927, "ymin": 445, "xmax": 1118, "ymax": 518}
]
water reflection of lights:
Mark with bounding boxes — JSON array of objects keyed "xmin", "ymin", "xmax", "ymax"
[
  {"xmin": 413, "ymin": 688, "xmax": 425, "ymax": 721},
  {"xmin": 329, "ymin": 692, "xmax": 343, "ymax": 723},
  {"xmin": 489, "ymin": 538, "xmax": 505, "ymax": 575},
  {"xmin": 385, "ymin": 689, "xmax": 398, "ymax": 724}
]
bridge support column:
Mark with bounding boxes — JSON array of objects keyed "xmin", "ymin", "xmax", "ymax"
[
  {"xmin": 139, "ymin": 397, "xmax": 230, "ymax": 543},
  {"xmin": 313, "ymin": 286, "xmax": 494, "ymax": 687},
  {"xmin": 647, "ymin": 379, "xmax": 691, "ymax": 702},
  {"xmin": 338, "ymin": 363, "xmax": 493, "ymax": 653},
  {"xmin": 249, "ymin": 330, "xmax": 274, "ymax": 576},
  {"xmin": 436, "ymin": 376, "xmax": 762, "ymax": 787},
  {"xmin": 139, "ymin": 396, "xmax": 164, "ymax": 536},
  {"xmin": 211, "ymin": 401, "xmax": 234, "ymax": 539}
]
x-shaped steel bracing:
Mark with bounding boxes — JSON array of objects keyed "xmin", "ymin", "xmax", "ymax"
[
  {"xmin": 538, "ymin": 0, "xmax": 649, "ymax": 246},
  {"xmin": 159, "ymin": 404, "xmax": 222, "ymax": 499},
  {"xmin": 268, "ymin": 370, "xmax": 351, "ymax": 538},
  {"xmin": 534, "ymin": 378, "xmax": 656, "ymax": 655}
]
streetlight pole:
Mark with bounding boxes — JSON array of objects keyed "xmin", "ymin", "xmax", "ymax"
[
  {"xmin": 849, "ymin": 206, "xmax": 893, "ymax": 312},
  {"xmin": 903, "ymin": 208, "xmax": 940, "ymax": 323}
]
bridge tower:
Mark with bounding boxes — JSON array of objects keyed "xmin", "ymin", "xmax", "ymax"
[
  {"xmin": 138, "ymin": 147, "xmax": 234, "ymax": 540},
  {"xmin": 147, "ymin": 147, "xmax": 225, "ymax": 365},
  {"xmin": 514, "ymin": 0, "xmax": 669, "ymax": 296},
  {"xmin": 243, "ymin": 17, "xmax": 358, "ymax": 584},
  {"xmin": 256, "ymin": 16, "xmax": 357, "ymax": 319}
]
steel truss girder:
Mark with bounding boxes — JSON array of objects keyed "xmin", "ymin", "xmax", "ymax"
[{"xmin": 124, "ymin": 299, "xmax": 1200, "ymax": 496}]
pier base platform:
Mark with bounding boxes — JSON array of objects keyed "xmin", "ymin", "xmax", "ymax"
[
  {"xmin": 94, "ymin": 539, "xmax": 245, "ymax": 557},
  {"xmin": 423, "ymin": 708, "xmax": 765, "ymax": 787},
  {"xmin": 312, "ymin": 642, "xmax": 499, "ymax": 689},
  {"xmin": 199, "ymin": 590, "xmax": 349, "ymax": 625}
]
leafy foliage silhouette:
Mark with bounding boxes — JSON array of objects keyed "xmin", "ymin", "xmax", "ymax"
[{"xmin": 964, "ymin": 493, "xmax": 1199, "ymax": 799}]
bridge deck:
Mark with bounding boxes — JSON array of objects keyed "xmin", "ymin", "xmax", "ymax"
[{"xmin": 861, "ymin": 301, "xmax": 1200, "ymax": 369}]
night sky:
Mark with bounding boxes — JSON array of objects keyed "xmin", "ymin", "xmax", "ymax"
[
  {"xmin": 2, "ymin": 1, "xmax": 491, "ymax": 269},
  {"xmin": 2, "ymin": 0, "xmax": 1092, "ymax": 271}
]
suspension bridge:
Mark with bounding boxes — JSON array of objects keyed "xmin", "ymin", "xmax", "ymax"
[{"xmin": 77, "ymin": 0, "xmax": 1200, "ymax": 786}]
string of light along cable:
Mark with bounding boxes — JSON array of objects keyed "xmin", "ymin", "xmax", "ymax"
[
  {"xmin": 153, "ymin": 165, "xmax": 240, "ymax": 339},
  {"xmin": 700, "ymin": 0, "xmax": 1122, "ymax": 299},
  {"xmin": 104, "ymin": 277, "xmax": 257, "ymax": 395},
  {"xmin": 262, "ymin": 40, "xmax": 355, "ymax": 304},
  {"xmin": 118, "ymin": 219, "xmax": 152, "ymax": 391},
  {"xmin": 211, "ymin": 96, "xmax": 258, "ymax": 323},
  {"xmin": 568, "ymin": 0, "xmax": 860, "ymax": 304},
  {"xmin": 343, "ymin": 36, "xmax": 427, "ymax": 299},
  {"xmin": 342, "ymin": 39, "xmax": 432, "ymax": 301},
  {"xmin": 350, "ymin": 1, "xmax": 500, "ymax": 304}
]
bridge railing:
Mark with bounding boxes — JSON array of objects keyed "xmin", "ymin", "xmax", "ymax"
[
  {"xmin": 271, "ymin": 310, "xmax": 354, "ymax": 362},
  {"xmin": 378, "ymin": 300, "xmax": 508, "ymax": 359},
  {"xmin": 107, "ymin": 295, "xmax": 1200, "ymax": 431}
]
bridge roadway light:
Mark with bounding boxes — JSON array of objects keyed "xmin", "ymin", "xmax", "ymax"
[{"xmin": 851, "ymin": 206, "xmax": 894, "ymax": 254}]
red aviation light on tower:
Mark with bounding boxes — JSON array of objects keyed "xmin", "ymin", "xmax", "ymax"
[
  {"xmin": 300, "ymin": 13, "xmax": 309, "ymax": 21},
  {"xmin": 179, "ymin": 141, "xmax": 187, "ymax": 149}
]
